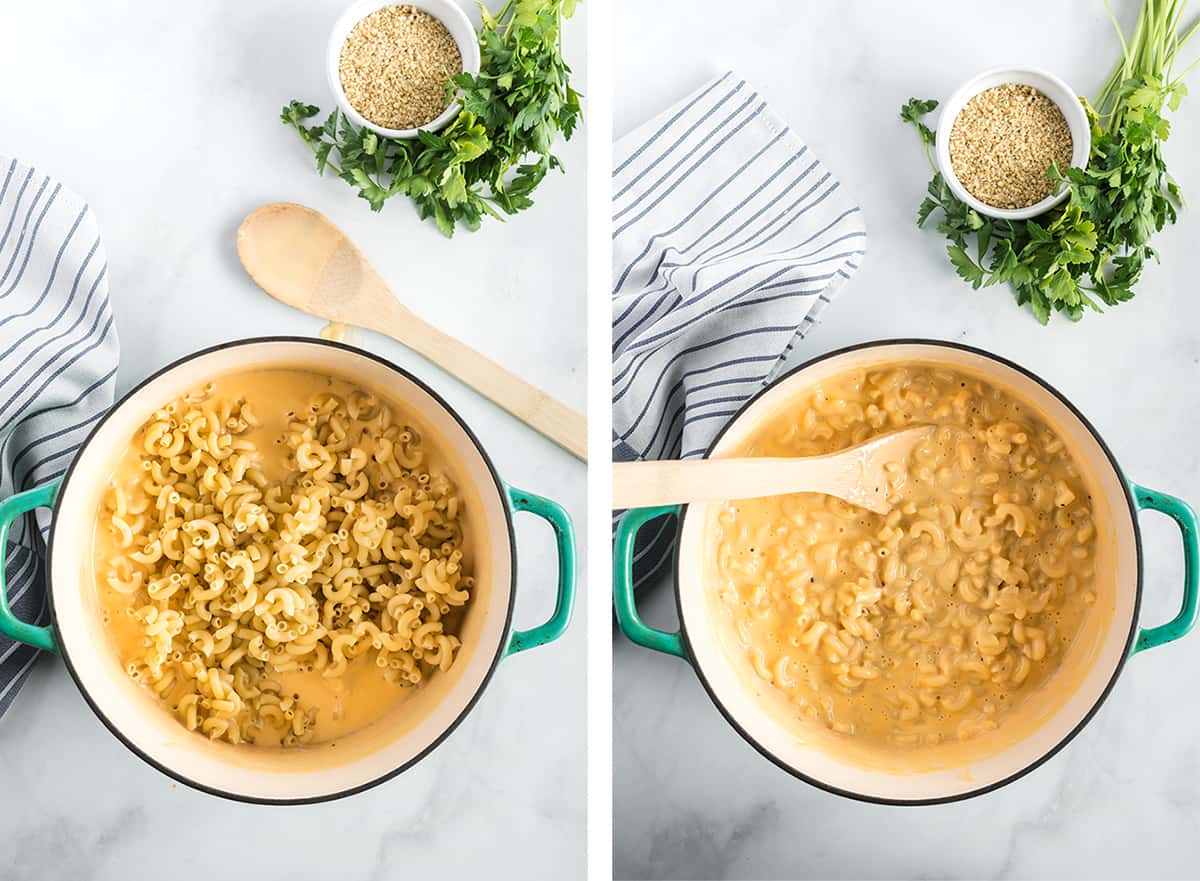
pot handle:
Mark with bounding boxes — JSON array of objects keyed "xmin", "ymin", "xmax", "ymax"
[
  {"xmin": 504, "ymin": 486, "xmax": 576, "ymax": 656},
  {"xmin": 613, "ymin": 505, "xmax": 686, "ymax": 659},
  {"xmin": 0, "ymin": 480, "xmax": 59, "ymax": 653},
  {"xmin": 1132, "ymin": 483, "xmax": 1200, "ymax": 654}
]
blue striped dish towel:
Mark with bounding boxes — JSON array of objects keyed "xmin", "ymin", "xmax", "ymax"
[
  {"xmin": 612, "ymin": 72, "xmax": 867, "ymax": 588},
  {"xmin": 0, "ymin": 155, "xmax": 119, "ymax": 716}
]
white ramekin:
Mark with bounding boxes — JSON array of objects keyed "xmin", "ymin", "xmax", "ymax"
[
  {"xmin": 934, "ymin": 67, "xmax": 1092, "ymax": 221},
  {"xmin": 326, "ymin": 0, "xmax": 482, "ymax": 139}
]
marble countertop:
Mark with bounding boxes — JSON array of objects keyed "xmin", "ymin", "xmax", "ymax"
[
  {"xmin": 613, "ymin": 1, "xmax": 1200, "ymax": 878},
  {"xmin": 0, "ymin": 2, "xmax": 586, "ymax": 878}
]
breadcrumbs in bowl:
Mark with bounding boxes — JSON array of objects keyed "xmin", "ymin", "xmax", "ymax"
[
  {"xmin": 339, "ymin": 5, "xmax": 463, "ymax": 131},
  {"xmin": 949, "ymin": 84, "xmax": 1073, "ymax": 210},
  {"xmin": 933, "ymin": 67, "xmax": 1092, "ymax": 222}
]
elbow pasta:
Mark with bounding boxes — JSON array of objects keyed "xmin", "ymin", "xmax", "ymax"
[
  {"xmin": 96, "ymin": 371, "xmax": 474, "ymax": 747},
  {"xmin": 713, "ymin": 366, "xmax": 1099, "ymax": 749}
]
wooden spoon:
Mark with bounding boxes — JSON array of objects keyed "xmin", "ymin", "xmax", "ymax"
[
  {"xmin": 612, "ymin": 427, "xmax": 933, "ymax": 511},
  {"xmin": 236, "ymin": 203, "xmax": 587, "ymax": 461}
]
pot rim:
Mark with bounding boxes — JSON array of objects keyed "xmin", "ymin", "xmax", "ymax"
[
  {"xmin": 46, "ymin": 336, "xmax": 518, "ymax": 805},
  {"xmin": 671, "ymin": 338, "xmax": 1142, "ymax": 806}
]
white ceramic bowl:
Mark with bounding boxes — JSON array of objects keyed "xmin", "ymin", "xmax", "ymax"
[
  {"xmin": 0, "ymin": 338, "xmax": 575, "ymax": 804},
  {"xmin": 615, "ymin": 340, "xmax": 1199, "ymax": 804},
  {"xmin": 326, "ymin": 0, "xmax": 481, "ymax": 139},
  {"xmin": 934, "ymin": 67, "xmax": 1092, "ymax": 221}
]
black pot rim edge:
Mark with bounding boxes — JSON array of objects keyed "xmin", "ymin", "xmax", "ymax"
[
  {"xmin": 46, "ymin": 336, "xmax": 519, "ymax": 806},
  {"xmin": 670, "ymin": 338, "xmax": 1142, "ymax": 807}
]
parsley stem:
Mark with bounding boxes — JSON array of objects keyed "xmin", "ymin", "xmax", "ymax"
[{"xmin": 920, "ymin": 139, "xmax": 937, "ymax": 175}]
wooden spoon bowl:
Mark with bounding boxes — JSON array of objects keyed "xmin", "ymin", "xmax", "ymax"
[{"xmin": 237, "ymin": 203, "xmax": 587, "ymax": 460}]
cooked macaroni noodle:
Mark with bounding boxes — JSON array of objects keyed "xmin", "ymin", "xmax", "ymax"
[
  {"xmin": 712, "ymin": 365, "xmax": 1099, "ymax": 748},
  {"xmin": 96, "ymin": 370, "xmax": 473, "ymax": 746}
]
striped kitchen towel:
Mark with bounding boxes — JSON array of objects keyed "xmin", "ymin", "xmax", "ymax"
[
  {"xmin": 612, "ymin": 72, "xmax": 867, "ymax": 588},
  {"xmin": 0, "ymin": 155, "xmax": 119, "ymax": 717}
]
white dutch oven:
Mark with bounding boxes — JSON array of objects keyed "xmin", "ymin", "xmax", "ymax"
[
  {"xmin": 0, "ymin": 338, "xmax": 576, "ymax": 804},
  {"xmin": 614, "ymin": 340, "xmax": 1198, "ymax": 804}
]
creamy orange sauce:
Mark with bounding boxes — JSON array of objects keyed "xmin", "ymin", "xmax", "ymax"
[
  {"xmin": 98, "ymin": 598, "xmax": 415, "ymax": 745},
  {"xmin": 709, "ymin": 365, "xmax": 1106, "ymax": 751},
  {"xmin": 94, "ymin": 368, "xmax": 475, "ymax": 746}
]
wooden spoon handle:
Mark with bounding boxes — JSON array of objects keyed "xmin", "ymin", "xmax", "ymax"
[
  {"xmin": 378, "ymin": 308, "xmax": 587, "ymax": 461},
  {"xmin": 613, "ymin": 457, "xmax": 841, "ymax": 508}
]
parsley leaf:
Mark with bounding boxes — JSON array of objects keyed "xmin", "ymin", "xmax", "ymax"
[
  {"xmin": 900, "ymin": 98, "xmax": 939, "ymax": 168},
  {"xmin": 947, "ymin": 244, "xmax": 986, "ymax": 288},
  {"xmin": 900, "ymin": 54, "xmax": 1190, "ymax": 320},
  {"xmin": 898, "ymin": 2, "xmax": 1200, "ymax": 323},
  {"xmin": 282, "ymin": 0, "xmax": 582, "ymax": 236}
]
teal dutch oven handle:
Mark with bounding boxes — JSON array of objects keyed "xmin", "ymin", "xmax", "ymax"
[
  {"xmin": 1132, "ymin": 483, "xmax": 1200, "ymax": 654},
  {"xmin": 505, "ymin": 486, "xmax": 576, "ymax": 656},
  {"xmin": 0, "ymin": 479, "xmax": 60, "ymax": 653},
  {"xmin": 0, "ymin": 480, "xmax": 572, "ymax": 658},
  {"xmin": 615, "ymin": 489, "xmax": 1200, "ymax": 659},
  {"xmin": 613, "ymin": 505, "xmax": 686, "ymax": 659}
]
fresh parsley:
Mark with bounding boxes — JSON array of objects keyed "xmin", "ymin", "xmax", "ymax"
[
  {"xmin": 901, "ymin": 0, "xmax": 1199, "ymax": 323},
  {"xmin": 282, "ymin": 0, "xmax": 581, "ymax": 236}
]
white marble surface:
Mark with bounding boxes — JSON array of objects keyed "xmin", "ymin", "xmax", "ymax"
[
  {"xmin": 613, "ymin": 2, "xmax": 1200, "ymax": 878},
  {"xmin": 0, "ymin": 1, "xmax": 586, "ymax": 878}
]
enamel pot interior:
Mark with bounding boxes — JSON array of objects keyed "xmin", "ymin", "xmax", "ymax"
[
  {"xmin": 50, "ymin": 339, "xmax": 514, "ymax": 803},
  {"xmin": 674, "ymin": 342, "xmax": 1139, "ymax": 803}
]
